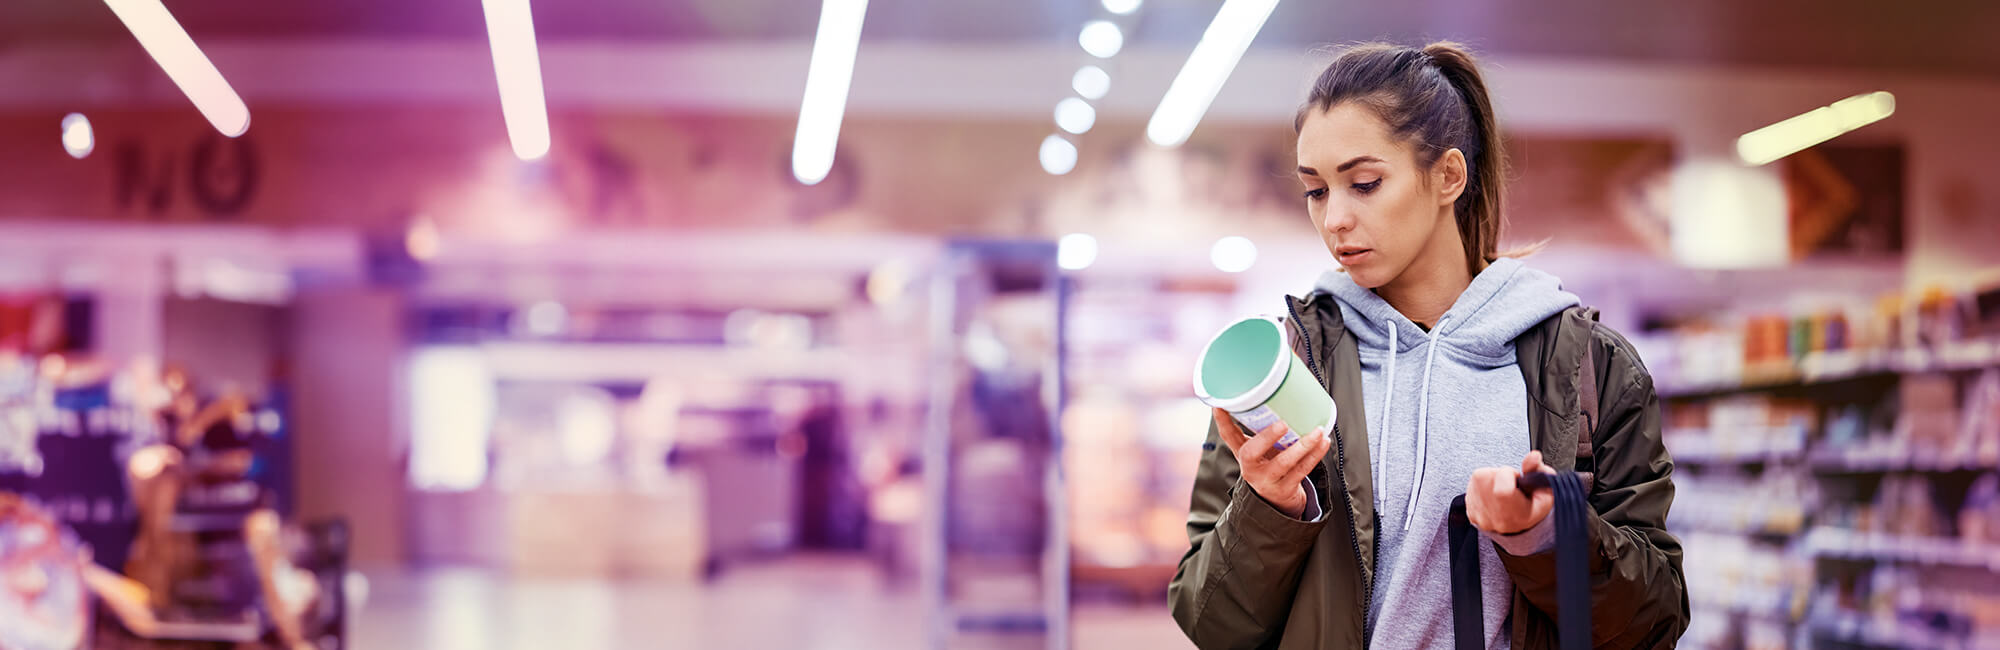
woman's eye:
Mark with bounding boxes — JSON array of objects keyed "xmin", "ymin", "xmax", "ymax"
[
  {"xmin": 1351, "ymin": 179, "xmax": 1381, "ymax": 194},
  {"xmin": 1303, "ymin": 187, "xmax": 1328, "ymax": 200}
]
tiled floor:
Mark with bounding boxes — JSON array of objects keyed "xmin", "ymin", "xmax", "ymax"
[{"xmin": 350, "ymin": 555, "xmax": 1192, "ymax": 649}]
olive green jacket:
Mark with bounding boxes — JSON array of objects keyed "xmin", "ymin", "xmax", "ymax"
[{"xmin": 1169, "ymin": 293, "xmax": 1689, "ymax": 649}]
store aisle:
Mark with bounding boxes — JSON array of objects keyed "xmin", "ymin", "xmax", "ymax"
[{"xmin": 352, "ymin": 554, "xmax": 1192, "ymax": 649}]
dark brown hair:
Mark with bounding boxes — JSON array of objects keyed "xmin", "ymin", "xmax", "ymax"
[{"xmin": 1295, "ymin": 41, "xmax": 1533, "ymax": 273}]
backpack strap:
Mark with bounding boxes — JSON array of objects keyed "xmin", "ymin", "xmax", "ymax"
[
  {"xmin": 1548, "ymin": 471, "xmax": 1593, "ymax": 650},
  {"xmin": 1447, "ymin": 496, "xmax": 1485, "ymax": 650},
  {"xmin": 1570, "ymin": 307, "xmax": 1601, "ymax": 494},
  {"xmin": 1552, "ymin": 305, "xmax": 1602, "ymax": 648},
  {"xmin": 1450, "ymin": 472, "xmax": 1593, "ymax": 650}
]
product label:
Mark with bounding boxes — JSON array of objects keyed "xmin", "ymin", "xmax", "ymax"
[
  {"xmin": 1232, "ymin": 404, "xmax": 1282, "ymax": 435},
  {"xmin": 1232, "ymin": 404, "xmax": 1306, "ymax": 449}
]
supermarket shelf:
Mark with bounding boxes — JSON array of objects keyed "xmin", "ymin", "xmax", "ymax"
[
  {"xmin": 1673, "ymin": 451, "xmax": 1805, "ymax": 467},
  {"xmin": 1658, "ymin": 340, "xmax": 2000, "ymax": 399},
  {"xmin": 1676, "ymin": 519, "xmax": 1807, "ymax": 540},
  {"xmin": 1669, "ymin": 426, "xmax": 1809, "ymax": 466},
  {"xmin": 1809, "ymin": 616, "xmax": 1971, "ymax": 649},
  {"xmin": 1694, "ymin": 601, "xmax": 1800, "ymax": 626},
  {"xmin": 1671, "ymin": 501, "xmax": 1809, "ymax": 541},
  {"xmin": 1672, "ymin": 502, "xmax": 1808, "ymax": 538},
  {"xmin": 1807, "ymin": 449, "xmax": 2000, "ymax": 475},
  {"xmin": 1803, "ymin": 529, "xmax": 2000, "ymax": 571},
  {"xmin": 1660, "ymin": 365, "xmax": 1884, "ymax": 400}
]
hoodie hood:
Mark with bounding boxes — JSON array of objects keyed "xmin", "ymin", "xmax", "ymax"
[{"xmin": 1314, "ymin": 257, "xmax": 1579, "ymax": 367}]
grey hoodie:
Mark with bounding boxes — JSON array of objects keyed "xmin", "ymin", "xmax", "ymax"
[{"xmin": 1313, "ymin": 257, "xmax": 1579, "ymax": 650}]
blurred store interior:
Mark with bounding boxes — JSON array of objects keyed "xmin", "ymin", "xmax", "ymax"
[{"xmin": 2, "ymin": 0, "xmax": 2000, "ymax": 648}]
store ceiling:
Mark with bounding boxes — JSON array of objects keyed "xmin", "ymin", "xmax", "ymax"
[{"xmin": 3, "ymin": 0, "xmax": 1997, "ymax": 78}]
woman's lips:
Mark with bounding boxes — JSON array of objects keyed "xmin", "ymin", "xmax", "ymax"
[{"xmin": 1336, "ymin": 248, "xmax": 1372, "ymax": 265}]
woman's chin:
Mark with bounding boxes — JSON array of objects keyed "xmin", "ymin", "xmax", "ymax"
[{"xmin": 1343, "ymin": 266, "xmax": 1390, "ymax": 289}]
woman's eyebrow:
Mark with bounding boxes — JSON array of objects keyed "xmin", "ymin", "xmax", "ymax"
[
  {"xmin": 1336, "ymin": 155, "xmax": 1384, "ymax": 172},
  {"xmin": 1298, "ymin": 155, "xmax": 1385, "ymax": 177}
]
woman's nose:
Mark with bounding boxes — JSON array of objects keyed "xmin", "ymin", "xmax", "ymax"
[{"xmin": 1322, "ymin": 204, "xmax": 1357, "ymax": 235}]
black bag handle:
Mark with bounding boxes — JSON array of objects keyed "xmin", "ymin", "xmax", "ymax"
[{"xmin": 1448, "ymin": 471, "xmax": 1591, "ymax": 650}]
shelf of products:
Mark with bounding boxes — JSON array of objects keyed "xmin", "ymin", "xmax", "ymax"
[
  {"xmin": 1659, "ymin": 340, "xmax": 1999, "ymax": 399},
  {"xmin": 1665, "ymin": 398, "xmax": 1818, "ymax": 468},
  {"xmin": 1670, "ymin": 471, "xmax": 1816, "ymax": 538},
  {"xmin": 1655, "ymin": 278, "xmax": 2000, "ymax": 649},
  {"xmin": 1803, "ymin": 529, "xmax": 2000, "ymax": 571},
  {"xmin": 1679, "ymin": 529, "xmax": 1812, "ymax": 650},
  {"xmin": 1697, "ymin": 602, "xmax": 1801, "ymax": 626},
  {"xmin": 1668, "ymin": 425, "xmax": 1811, "ymax": 466},
  {"xmin": 1803, "ymin": 559, "xmax": 2000, "ymax": 650},
  {"xmin": 1653, "ymin": 275, "xmax": 2000, "ymax": 399},
  {"xmin": 1808, "ymin": 450, "xmax": 1999, "ymax": 475},
  {"xmin": 1809, "ymin": 616, "xmax": 1977, "ymax": 650},
  {"xmin": 1061, "ymin": 281, "xmax": 1239, "ymax": 597}
]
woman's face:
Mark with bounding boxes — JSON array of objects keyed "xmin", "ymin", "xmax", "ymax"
[{"xmin": 1296, "ymin": 102, "xmax": 1465, "ymax": 289}]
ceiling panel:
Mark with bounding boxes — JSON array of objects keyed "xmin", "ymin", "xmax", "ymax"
[{"xmin": 2, "ymin": 0, "xmax": 1995, "ymax": 77}]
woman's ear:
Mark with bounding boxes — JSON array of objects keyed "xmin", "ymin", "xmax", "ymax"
[{"xmin": 1433, "ymin": 148, "xmax": 1469, "ymax": 208}]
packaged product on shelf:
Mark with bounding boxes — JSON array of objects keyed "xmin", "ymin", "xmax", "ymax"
[
  {"xmin": 1972, "ymin": 282, "xmax": 2000, "ymax": 340},
  {"xmin": 1914, "ymin": 286, "xmax": 1971, "ymax": 349},
  {"xmin": 1894, "ymin": 374, "xmax": 1960, "ymax": 458},
  {"xmin": 1863, "ymin": 567, "xmax": 2000, "ymax": 646},
  {"xmin": 1823, "ymin": 405, "xmax": 1868, "ymax": 448},
  {"xmin": 1817, "ymin": 394, "xmax": 1907, "ymax": 468},
  {"xmin": 1961, "ymin": 473, "xmax": 2000, "ymax": 546},
  {"xmin": 1968, "ymin": 587, "xmax": 2000, "ymax": 646},
  {"xmin": 1664, "ymin": 400, "xmax": 1705, "ymax": 431},
  {"xmin": 1872, "ymin": 293, "xmax": 1906, "ymax": 353},
  {"xmin": 1668, "ymin": 396, "xmax": 1816, "ymax": 460},
  {"xmin": 1669, "ymin": 469, "xmax": 1816, "ymax": 535},
  {"xmin": 1628, "ymin": 333, "xmax": 1679, "ymax": 392},
  {"xmin": 1790, "ymin": 315, "xmax": 1814, "ymax": 360},
  {"xmin": 1742, "ymin": 623, "xmax": 1788, "ymax": 650},
  {"xmin": 1679, "ymin": 531, "xmax": 1810, "ymax": 623},
  {"xmin": 1960, "ymin": 370, "xmax": 2000, "ymax": 464},
  {"xmin": 1823, "ymin": 311, "xmax": 1850, "ymax": 352},
  {"xmin": 1744, "ymin": 315, "xmax": 1796, "ymax": 379},
  {"xmin": 1875, "ymin": 475, "xmax": 1949, "ymax": 539},
  {"xmin": 1668, "ymin": 323, "xmax": 1744, "ymax": 390},
  {"xmin": 1832, "ymin": 500, "xmax": 1873, "ymax": 536}
]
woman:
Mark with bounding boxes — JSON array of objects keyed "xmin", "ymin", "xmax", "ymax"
[{"xmin": 1168, "ymin": 42, "xmax": 1688, "ymax": 649}]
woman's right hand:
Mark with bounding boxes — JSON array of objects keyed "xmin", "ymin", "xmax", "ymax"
[{"xmin": 1212, "ymin": 407, "xmax": 1330, "ymax": 519}]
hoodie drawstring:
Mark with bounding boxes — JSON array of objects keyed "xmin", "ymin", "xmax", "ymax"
[
  {"xmin": 1403, "ymin": 315, "xmax": 1449, "ymax": 531},
  {"xmin": 1372, "ymin": 323, "xmax": 1398, "ymax": 506}
]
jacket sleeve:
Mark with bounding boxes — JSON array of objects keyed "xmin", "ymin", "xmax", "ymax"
[
  {"xmin": 1496, "ymin": 340, "xmax": 1691, "ymax": 649},
  {"xmin": 1169, "ymin": 419, "xmax": 1328, "ymax": 649}
]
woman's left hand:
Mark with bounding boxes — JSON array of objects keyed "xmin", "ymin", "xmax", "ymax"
[{"xmin": 1466, "ymin": 450, "xmax": 1557, "ymax": 535}]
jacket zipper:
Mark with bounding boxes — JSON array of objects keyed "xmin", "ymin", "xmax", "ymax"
[{"xmin": 1288, "ymin": 298, "xmax": 1372, "ymax": 646}]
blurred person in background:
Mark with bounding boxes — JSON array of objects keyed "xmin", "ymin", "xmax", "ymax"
[
  {"xmin": 119, "ymin": 392, "xmax": 317, "ymax": 650},
  {"xmin": 1169, "ymin": 42, "xmax": 1688, "ymax": 648}
]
